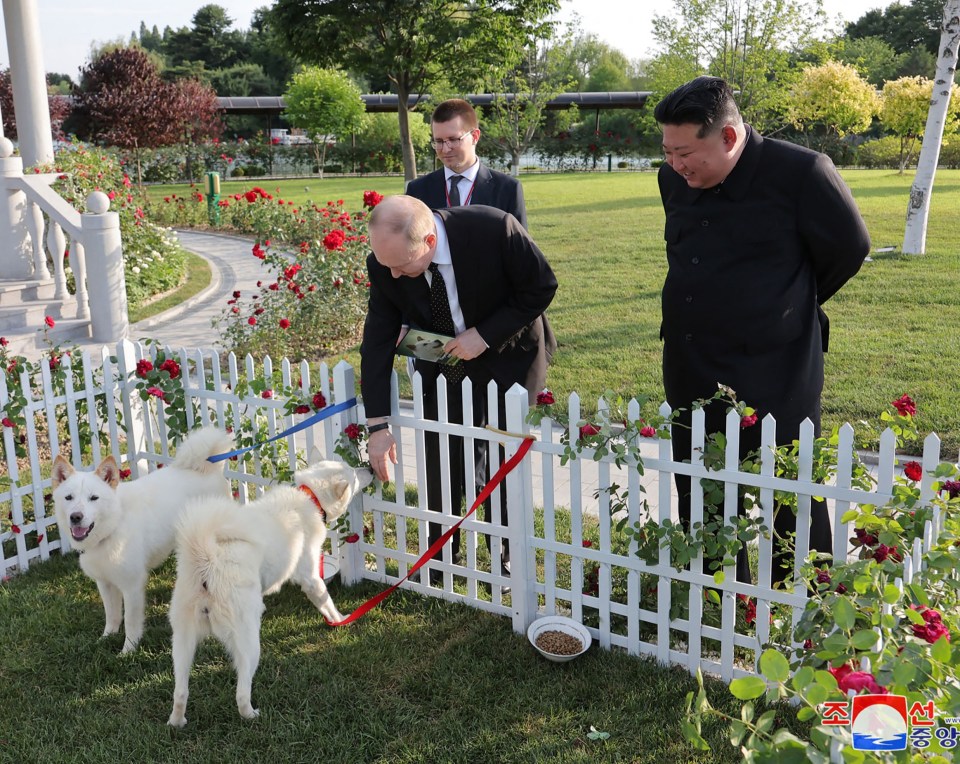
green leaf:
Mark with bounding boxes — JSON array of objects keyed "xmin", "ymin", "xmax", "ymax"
[
  {"xmin": 893, "ymin": 661, "xmax": 916, "ymax": 685},
  {"xmin": 797, "ymin": 707, "xmax": 817, "ymax": 722},
  {"xmin": 729, "ymin": 676, "xmax": 767, "ymax": 700},
  {"xmin": 932, "ymin": 634, "xmax": 952, "ymax": 663},
  {"xmin": 792, "ymin": 666, "xmax": 814, "ymax": 691},
  {"xmin": 805, "ymin": 683, "xmax": 828, "ymax": 707},
  {"xmin": 832, "ymin": 597, "xmax": 856, "ymax": 630},
  {"xmin": 882, "ymin": 584, "xmax": 901, "ymax": 605},
  {"xmin": 713, "ymin": 570, "xmax": 725, "ymax": 585},
  {"xmin": 759, "ymin": 649, "xmax": 790, "ymax": 683},
  {"xmin": 850, "ymin": 629, "xmax": 879, "ymax": 649},
  {"xmin": 679, "ymin": 720, "xmax": 711, "ymax": 751}
]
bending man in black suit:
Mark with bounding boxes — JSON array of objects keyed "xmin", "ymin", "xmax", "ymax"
[
  {"xmin": 406, "ymin": 98, "xmax": 527, "ymax": 228},
  {"xmin": 655, "ymin": 76, "xmax": 871, "ymax": 585},
  {"xmin": 361, "ymin": 195, "xmax": 557, "ymax": 587}
]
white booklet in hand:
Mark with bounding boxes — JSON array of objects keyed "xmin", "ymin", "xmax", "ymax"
[{"xmin": 395, "ymin": 328, "xmax": 461, "ymax": 365}]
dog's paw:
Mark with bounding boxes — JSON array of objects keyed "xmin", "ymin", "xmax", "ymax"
[
  {"xmin": 119, "ymin": 639, "xmax": 139, "ymax": 655},
  {"xmin": 239, "ymin": 706, "xmax": 260, "ymax": 721},
  {"xmin": 167, "ymin": 714, "xmax": 187, "ymax": 728}
]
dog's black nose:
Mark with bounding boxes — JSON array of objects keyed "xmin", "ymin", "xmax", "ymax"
[{"xmin": 70, "ymin": 512, "xmax": 83, "ymax": 525}]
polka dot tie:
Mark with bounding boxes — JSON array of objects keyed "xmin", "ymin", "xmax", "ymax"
[
  {"xmin": 448, "ymin": 175, "xmax": 463, "ymax": 207},
  {"xmin": 428, "ymin": 262, "xmax": 466, "ymax": 383}
]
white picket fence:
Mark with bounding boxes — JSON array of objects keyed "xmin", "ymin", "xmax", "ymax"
[{"xmin": 1, "ymin": 342, "xmax": 952, "ymax": 685}]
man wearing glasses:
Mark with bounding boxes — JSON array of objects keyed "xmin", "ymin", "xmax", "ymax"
[{"xmin": 406, "ymin": 98, "xmax": 527, "ymax": 229}]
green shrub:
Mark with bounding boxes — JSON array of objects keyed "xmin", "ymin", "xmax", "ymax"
[
  {"xmin": 231, "ymin": 166, "xmax": 246, "ymax": 177},
  {"xmin": 855, "ymin": 136, "xmax": 903, "ymax": 169}
]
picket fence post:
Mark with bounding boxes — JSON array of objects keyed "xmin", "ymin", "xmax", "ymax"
[{"xmin": 504, "ymin": 383, "xmax": 534, "ymax": 635}]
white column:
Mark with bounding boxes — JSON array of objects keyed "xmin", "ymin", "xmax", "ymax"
[
  {"xmin": 2, "ymin": 0, "xmax": 54, "ymax": 167},
  {"xmin": 0, "ymin": 136, "xmax": 34, "ymax": 278},
  {"xmin": 81, "ymin": 191, "xmax": 129, "ymax": 343}
]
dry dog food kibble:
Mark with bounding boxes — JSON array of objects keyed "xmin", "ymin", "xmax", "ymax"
[{"xmin": 535, "ymin": 630, "xmax": 583, "ymax": 655}]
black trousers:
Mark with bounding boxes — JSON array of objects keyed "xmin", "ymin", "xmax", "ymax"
[
  {"xmin": 670, "ymin": 400, "xmax": 832, "ymax": 586},
  {"xmin": 423, "ymin": 377, "xmax": 510, "ymax": 572}
]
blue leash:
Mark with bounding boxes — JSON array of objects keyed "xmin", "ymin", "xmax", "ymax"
[{"xmin": 207, "ymin": 397, "xmax": 358, "ymax": 463}]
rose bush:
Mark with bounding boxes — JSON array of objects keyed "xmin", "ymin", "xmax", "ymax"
[
  {"xmin": 528, "ymin": 388, "xmax": 959, "ymax": 760},
  {"xmin": 150, "ymin": 187, "xmax": 380, "ymax": 361}
]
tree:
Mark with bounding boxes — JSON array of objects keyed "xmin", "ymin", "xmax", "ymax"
[
  {"xmin": 833, "ymin": 35, "xmax": 905, "ymax": 87},
  {"xmin": 282, "ymin": 67, "xmax": 366, "ymax": 179},
  {"xmin": 881, "ymin": 76, "xmax": 960, "ymax": 173},
  {"xmin": 903, "ymin": 0, "xmax": 960, "ymax": 254},
  {"xmin": 845, "ymin": 0, "xmax": 943, "ymax": 56},
  {"xmin": 784, "ymin": 61, "xmax": 878, "ymax": 152},
  {"xmin": 1, "ymin": 68, "xmax": 73, "ymax": 142},
  {"xmin": 268, "ymin": 0, "xmax": 560, "ymax": 182},
  {"xmin": 68, "ymin": 48, "xmax": 222, "ymax": 186},
  {"xmin": 483, "ymin": 38, "xmax": 575, "ymax": 176},
  {"xmin": 649, "ymin": 0, "xmax": 829, "ymax": 132}
]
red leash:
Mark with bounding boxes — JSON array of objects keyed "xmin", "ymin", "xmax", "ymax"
[{"xmin": 325, "ymin": 435, "xmax": 535, "ymax": 626}]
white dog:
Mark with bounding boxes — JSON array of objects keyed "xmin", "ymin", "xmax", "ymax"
[
  {"xmin": 51, "ymin": 427, "xmax": 233, "ymax": 654},
  {"xmin": 166, "ymin": 459, "xmax": 373, "ymax": 727}
]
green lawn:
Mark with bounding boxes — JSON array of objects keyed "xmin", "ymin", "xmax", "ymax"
[
  {"xmin": 148, "ymin": 170, "xmax": 960, "ymax": 455},
  {"xmin": 0, "ymin": 553, "xmax": 757, "ymax": 763}
]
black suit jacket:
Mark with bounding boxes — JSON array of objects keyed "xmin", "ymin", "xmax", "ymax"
[
  {"xmin": 360, "ymin": 206, "xmax": 557, "ymax": 418},
  {"xmin": 658, "ymin": 126, "xmax": 870, "ymax": 436},
  {"xmin": 405, "ymin": 164, "xmax": 528, "ymax": 229}
]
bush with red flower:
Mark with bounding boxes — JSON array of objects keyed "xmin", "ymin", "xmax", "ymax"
[
  {"xmin": 208, "ymin": 192, "xmax": 376, "ymax": 361},
  {"xmin": 681, "ymin": 393, "xmax": 960, "ymax": 761}
]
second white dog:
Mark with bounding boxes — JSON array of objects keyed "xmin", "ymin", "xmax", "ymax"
[{"xmin": 167, "ymin": 459, "xmax": 373, "ymax": 727}]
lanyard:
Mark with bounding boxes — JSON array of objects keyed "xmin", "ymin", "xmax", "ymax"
[{"xmin": 445, "ymin": 175, "xmax": 477, "ymax": 208}]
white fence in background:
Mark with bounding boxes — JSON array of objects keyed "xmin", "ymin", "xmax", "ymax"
[{"xmin": 1, "ymin": 342, "xmax": 952, "ymax": 685}]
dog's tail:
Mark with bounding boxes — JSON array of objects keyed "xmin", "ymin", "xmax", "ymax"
[
  {"xmin": 175, "ymin": 500, "xmax": 261, "ymax": 623},
  {"xmin": 171, "ymin": 427, "xmax": 234, "ymax": 474}
]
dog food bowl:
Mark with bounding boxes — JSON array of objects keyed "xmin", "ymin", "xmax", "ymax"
[
  {"xmin": 527, "ymin": 615, "xmax": 592, "ymax": 662},
  {"xmin": 320, "ymin": 554, "xmax": 339, "ymax": 582}
]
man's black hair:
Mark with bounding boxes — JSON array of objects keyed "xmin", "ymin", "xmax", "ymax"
[{"xmin": 653, "ymin": 76, "xmax": 742, "ymax": 137}]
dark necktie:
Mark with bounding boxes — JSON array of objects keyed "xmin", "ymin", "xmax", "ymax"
[
  {"xmin": 448, "ymin": 175, "xmax": 463, "ymax": 206},
  {"xmin": 428, "ymin": 263, "xmax": 466, "ymax": 383}
]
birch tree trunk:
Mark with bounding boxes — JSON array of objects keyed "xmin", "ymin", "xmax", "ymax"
[{"xmin": 902, "ymin": 0, "xmax": 960, "ymax": 254}]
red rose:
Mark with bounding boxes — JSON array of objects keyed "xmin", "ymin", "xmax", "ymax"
[
  {"xmin": 119, "ymin": 468, "xmax": 131, "ymax": 480},
  {"xmin": 910, "ymin": 606, "xmax": 951, "ymax": 643},
  {"xmin": 159, "ymin": 359, "xmax": 180, "ymax": 379},
  {"xmin": 0, "ymin": 337, "xmax": 7, "ymax": 347},
  {"xmin": 639, "ymin": 426, "xmax": 656, "ymax": 438},
  {"xmin": 873, "ymin": 544, "xmax": 901, "ymax": 563},
  {"xmin": 313, "ymin": 392, "xmax": 327, "ymax": 410},
  {"xmin": 44, "ymin": 316, "xmax": 55, "ymax": 328},
  {"xmin": 323, "ymin": 229, "xmax": 346, "ymax": 251},
  {"xmin": 579, "ymin": 423, "xmax": 601, "ymax": 439},
  {"xmin": 903, "ymin": 461, "xmax": 923, "ymax": 482},
  {"xmin": 363, "ymin": 190, "xmax": 384, "ymax": 208},
  {"xmin": 294, "ymin": 404, "xmax": 310, "ymax": 414},
  {"xmin": 279, "ymin": 318, "xmax": 290, "ymax": 329},
  {"xmin": 740, "ymin": 413, "xmax": 758, "ymax": 429},
  {"xmin": 248, "ymin": 317, "xmax": 257, "ymax": 326},
  {"xmin": 262, "ymin": 390, "xmax": 273, "ymax": 399},
  {"xmin": 146, "ymin": 386, "xmax": 166, "ymax": 401},
  {"xmin": 536, "ymin": 389, "xmax": 555, "ymax": 406},
  {"xmin": 345, "ymin": 533, "xmax": 360, "ymax": 543},
  {"xmin": 1, "ymin": 417, "xmax": 14, "ymax": 428},
  {"xmin": 892, "ymin": 394, "xmax": 917, "ymax": 417},
  {"xmin": 233, "ymin": 290, "xmax": 241, "ymax": 298},
  {"xmin": 344, "ymin": 423, "xmax": 361, "ymax": 441},
  {"xmin": 830, "ymin": 665, "xmax": 887, "ymax": 695},
  {"xmin": 943, "ymin": 480, "xmax": 960, "ymax": 499}
]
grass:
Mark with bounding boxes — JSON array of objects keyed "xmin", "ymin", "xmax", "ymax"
[
  {"xmin": 128, "ymin": 249, "xmax": 212, "ymax": 324},
  {"xmin": 0, "ymin": 553, "xmax": 763, "ymax": 763},
  {"xmin": 145, "ymin": 170, "xmax": 960, "ymax": 454}
]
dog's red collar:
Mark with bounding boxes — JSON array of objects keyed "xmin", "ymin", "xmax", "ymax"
[{"xmin": 298, "ymin": 484, "xmax": 326, "ymax": 520}]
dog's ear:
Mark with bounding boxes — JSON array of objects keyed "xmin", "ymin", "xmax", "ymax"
[
  {"xmin": 95, "ymin": 456, "xmax": 121, "ymax": 488},
  {"xmin": 308, "ymin": 446, "xmax": 324, "ymax": 464},
  {"xmin": 332, "ymin": 477, "xmax": 351, "ymax": 504},
  {"xmin": 51, "ymin": 455, "xmax": 74, "ymax": 487}
]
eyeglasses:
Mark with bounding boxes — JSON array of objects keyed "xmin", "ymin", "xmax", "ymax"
[{"xmin": 429, "ymin": 132, "xmax": 473, "ymax": 150}]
